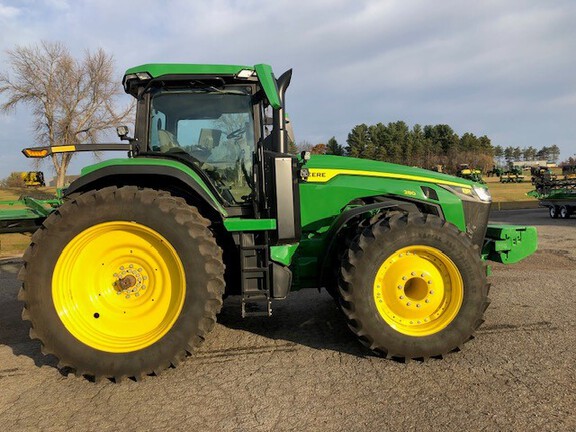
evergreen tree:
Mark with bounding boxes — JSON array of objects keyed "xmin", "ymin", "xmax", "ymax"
[
  {"xmin": 549, "ymin": 145, "xmax": 560, "ymax": 163},
  {"xmin": 326, "ymin": 136, "xmax": 344, "ymax": 155},
  {"xmin": 346, "ymin": 124, "xmax": 370, "ymax": 158}
]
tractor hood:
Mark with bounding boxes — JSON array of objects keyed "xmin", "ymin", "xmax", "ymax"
[{"xmin": 304, "ymin": 155, "xmax": 479, "ymax": 189}]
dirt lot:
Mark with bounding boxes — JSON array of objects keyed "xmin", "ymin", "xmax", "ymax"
[{"xmin": 0, "ymin": 208, "xmax": 574, "ymax": 431}]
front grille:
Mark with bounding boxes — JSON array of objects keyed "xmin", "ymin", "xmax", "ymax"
[{"xmin": 461, "ymin": 200, "xmax": 490, "ymax": 248}]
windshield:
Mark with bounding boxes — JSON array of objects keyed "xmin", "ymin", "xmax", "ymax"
[{"xmin": 149, "ymin": 88, "xmax": 255, "ymax": 205}]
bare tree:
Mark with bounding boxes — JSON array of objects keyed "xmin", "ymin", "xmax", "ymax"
[{"xmin": 0, "ymin": 41, "xmax": 133, "ymax": 187}]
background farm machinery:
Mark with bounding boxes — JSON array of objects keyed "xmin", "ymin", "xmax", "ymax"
[{"xmin": 530, "ymin": 173, "xmax": 576, "ymax": 219}]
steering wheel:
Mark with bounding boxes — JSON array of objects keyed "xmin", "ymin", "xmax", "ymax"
[{"xmin": 226, "ymin": 127, "xmax": 245, "ymax": 140}]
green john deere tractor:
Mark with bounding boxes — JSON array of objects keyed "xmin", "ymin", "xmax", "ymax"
[{"xmin": 17, "ymin": 63, "xmax": 537, "ymax": 380}]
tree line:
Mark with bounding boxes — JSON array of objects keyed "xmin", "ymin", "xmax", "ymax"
[
  {"xmin": 295, "ymin": 122, "xmax": 565, "ymax": 174},
  {"xmin": 493, "ymin": 145, "xmax": 560, "ymax": 165},
  {"xmin": 295, "ymin": 122, "xmax": 495, "ymax": 173}
]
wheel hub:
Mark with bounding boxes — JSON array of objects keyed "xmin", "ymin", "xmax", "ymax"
[{"xmin": 113, "ymin": 265, "xmax": 148, "ymax": 298}]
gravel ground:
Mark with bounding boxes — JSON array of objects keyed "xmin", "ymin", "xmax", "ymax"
[{"xmin": 0, "ymin": 208, "xmax": 574, "ymax": 431}]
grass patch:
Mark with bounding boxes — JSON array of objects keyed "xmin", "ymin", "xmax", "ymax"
[
  {"xmin": 0, "ymin": 233, "xmax": 31, "ymax": 258},
  {"xmin": 0, "ymin": 187, "xmax": 56, "ymax": 258},
  {"xmin": 0, "ymin": 188, "xmax": 27, "ymax": 201},
  {"xmin": 483, "ymin": 177, "xmax": 537, "ymax": 202},
  {"xmin": 0, "ymin": 187, "xmax": 57, "ymax": 201}
]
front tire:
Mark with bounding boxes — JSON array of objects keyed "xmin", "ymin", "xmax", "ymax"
[
  {"xmin": 338, "ymin": 213, "xmax": 489, "ymax": 359},
  {"xmin": 19, "ymin": 186, "xmax": 225, "ymax": 380}
]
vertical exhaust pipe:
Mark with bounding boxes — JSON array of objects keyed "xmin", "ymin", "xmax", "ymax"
[{"xmin": 274, "ymin": 69, "xmax": 292, "ymax": 154}]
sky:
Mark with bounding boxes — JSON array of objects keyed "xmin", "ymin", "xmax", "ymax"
[{"xmin": 0, "ymin": 0, "xmax": 575, "ymax": 180}]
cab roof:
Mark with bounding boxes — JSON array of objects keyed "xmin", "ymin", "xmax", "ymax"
[{"xmin": 122, "ymin": 63, "xmax": 282, "ymax": 109}]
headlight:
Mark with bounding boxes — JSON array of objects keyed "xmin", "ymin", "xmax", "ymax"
[
  {"xmin": 135, "ymin": 72, "xmax": 152, "ymax": 80},
  {"xmin": 440, "ymin": 184, "xmax": 492, "ymax": 203},
  {"xmin": 473, "ymin": 186, "xmax": 491, "ymax": 202},
  {"xmin": 236, "ymin": 69, "xmax": 256, "ymax": 79}
]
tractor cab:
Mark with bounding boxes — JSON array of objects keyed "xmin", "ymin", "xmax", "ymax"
[
  {"xmin": 121, "ymin": 64, "xmax": 301, "ymax": 243},
  {"xmin": 146, "ymin": 85, "xmax": 256, "ymax": 205}
]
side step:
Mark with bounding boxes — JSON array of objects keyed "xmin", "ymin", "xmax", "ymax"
[{"xmin": 239, "ymin": 232, "xmax": 272, "ymax": 317}]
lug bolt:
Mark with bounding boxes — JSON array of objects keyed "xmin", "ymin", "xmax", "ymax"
[
  {"xmin": 416, "ymin": 304, "xmax": 421, "ymax": 308},
  {"xmin": 142, "ymin": 285, "xmax": 146, "ymax": 290},
  {"xmin": 399, "ymin": 295, "xmax": 404, "ymax": 299},
  {"xmin": 129, "ymin": 264, "xmax": 134, "ymax": 268},
  {"xmin": 425, "ymin": 299, "xmax": 430, "ymax": 303},
  {"xmin": 411, "ymin": 272, "xmax": 416, "ymax": 276},
  {"xmin": 406, "ymin": 302, "xmax": 411, "ymax": 306},
  {"xmin": 135, "ymin": 293, "xmax": 140, "ymax": 297},
  {"xmin": 120, "ymin": 266, "xmax": 124, "ymax": 270},
  {"xmin": 421, "ymin": 273, "xmax": 425, "ymax": 277},
  {"xmin": 428, "ymin": 280, "xmax": 432, "ymax": 284},
  {"xmin": 397, "ymin": 285, "xmax": 403, "ymax": 290},
  {"xmin": 125, "ymin": 294, "xmax": 130, "ymax": 299},
  {"xmin": 402, "ymin": 276, "xmax": 407, "ymax": 281},
  {"xmin": 430, "ymin": 290, "xmax": 434, "ymax": 295}
]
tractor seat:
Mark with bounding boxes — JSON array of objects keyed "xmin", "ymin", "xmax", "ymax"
[{"xmin": 158, "ymin": 130, "xmax": 179, "ymax": 152}]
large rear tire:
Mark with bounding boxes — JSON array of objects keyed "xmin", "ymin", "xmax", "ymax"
[
  {"xmin": 19, "ymin": 186, "xmax": 225, "ymax": 380},
  {"xmin": 338, "ymin": 213, "xmax": 489, "ymax": 360}
]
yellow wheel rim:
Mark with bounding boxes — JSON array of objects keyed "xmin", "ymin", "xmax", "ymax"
[
  {"xmin": 52, "ymin": 221, "xmax": 186, "ymax": 353},
  {"xmin": 373, "ymin": 245, "xmax": 463, "ymax": 337}
]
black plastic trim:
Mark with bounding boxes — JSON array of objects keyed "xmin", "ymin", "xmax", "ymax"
[{"xmin": 461, "ymin": 200, "xmax": 490, "ymax": 248}]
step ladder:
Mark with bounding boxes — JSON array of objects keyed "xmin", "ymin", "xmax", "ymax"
[{"xmin": 239, "ymin": 232, "xmax": 272, "ymax": 317}]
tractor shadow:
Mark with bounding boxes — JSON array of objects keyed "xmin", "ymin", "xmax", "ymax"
[
  {"xmin": 217, "ymin": 289, "xmax": 375, "ymax": 359},
  {"xmin": 0, "ymin": 259, "xmax": 373, "ymax": 369},
  {"xmin": 0, "ymin": 259, "xmax": 58, "ymax": 370}
]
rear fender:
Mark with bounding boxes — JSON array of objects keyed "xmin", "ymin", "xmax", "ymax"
[{"xmin": 65, "ymin": 160, "xmax": 227, "ymax": 221}]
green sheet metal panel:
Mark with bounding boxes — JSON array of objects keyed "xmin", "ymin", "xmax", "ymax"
[
  {"xmin": 483, "ymin": 224, "xmax": 538, "ymax": 264},
  {"xmin": 224, "ymin": 218, "xmax": 277, "ymax": 231}
]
